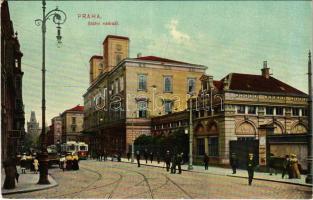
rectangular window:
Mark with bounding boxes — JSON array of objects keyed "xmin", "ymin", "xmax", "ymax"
[
  {"xmin": 138, "ymin": 74, "xmax": 147, "ymax": 90},
  {"xmin": 138, "ymin": 101, "xmax": 147, "ymax": 118},
  {"xmin": 187, "ymin": 78, "xmax": 196, "ymax": 94},
  {"xmin": 208, "ymin": 137, "xmax": 219, "ymax": 156},
  {"xmin": 303, "ymin": 108, "xmax": 308, "ymax": 116},
  {"xmin": 72, "ymin": 117, "xmax": 76, "ymax": 125},
  {"xmin": 292, "ymin": 108, "xmax": 300, "ymax": 116},
  {"xmin": 237, "ymin": 105, "xmax": 245, "ymax": 114},
  {"xmin": 276, "ymin": 107, "xmax": 284, "ymax": 115},
  {"xmin": 197, "ymin": 138, "xmax": 205, "ymax": 156},
  {"xmin": 247, "ymin": 106, "xmax": 256, "ymax": 114},
  {"xmin": 266, "ymin": 107, "xmax": 274, "ymax": 115},
  {"xmin": 164, "ymin": 100, "xmax": 172, "ymax": 114},
  {"xmin": 164, "ymin": 76, "xmax": 173, "ymax": 92}
]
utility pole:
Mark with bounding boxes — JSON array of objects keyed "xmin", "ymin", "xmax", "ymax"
[
  {"xmin": 306, "ymin": 50, "xmax": 312, "ymax": 184},
  {"xmin": 188, "ymin": 94, "xmax": 193, "ymax": 170}
]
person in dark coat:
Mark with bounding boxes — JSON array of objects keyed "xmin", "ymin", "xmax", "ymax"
[
  {"xmin": 136, "ymin": 150, "xmax": 141, "ymax": 167},
  {"xmin": 3, "ymin": 156, "xmax": 19, "ymax": 189},
  {"xmin": 282, "ymin": 155, "xmax": 290, "ymax": 179},
  {"xmin": 127, "ymin": 152, "xmax": 131, "ymax": 161},
  {"xmin": 164, "ymin": 150, "xmax": 171, "ymax": 172},
  {"xmin": 268, "ymin": 153, "xmax": 277, "ymax": 175},
  {"xmin": 144, "ymin": 149, "xmax": 148, "ymax": 164},
  {"xmin": 247, "ymin": 153, "xmax": 256, "ymax": 186},
  {"xmin": 156, "ymin": 152, "xmax": 161, "ymax": 164},
  {"xmin": 150, "ymin": 152, "xmax": 154, "ymax": 163},
  {"xmin": 203, "ymin": 153, "xmax": 209, "ymax": 170},
  {"xmin": 176, "ymin": 153, "xmax": 183, "ymax": 174},
  {"xmin": 230, "ymin": 153, "xmax": 238, "ymax": 174},
  {"xmin": 170, "ymin": 154, "xmax": 177, "ymax": 174}
]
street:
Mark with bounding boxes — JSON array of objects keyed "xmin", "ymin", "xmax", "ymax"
[{"xmin": 3, "ymin": 160, "xmax": 312, "ymax": 199}]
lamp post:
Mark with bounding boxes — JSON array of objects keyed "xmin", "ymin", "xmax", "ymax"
[
  {"xmin": 35, "ymin": 0, "xmax": 66, "ymax": 184},
  {"xmin": 188, "ymin": 93, "xmax": 194, "ymax": 170},
  {"xmin": 306, "ymin": 50, "xmax": 312, "ymax": 184},
  {"xmin": 131, "ymin": 111, "xmax": 136, "ymax": 163}
]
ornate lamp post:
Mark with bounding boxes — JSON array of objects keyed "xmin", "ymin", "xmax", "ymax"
[
  {"xmin": 188, "ymin": 92, "xmax": 194, "ymax": 170},
  {"xmin": 35, "ymin": 0, "xmax": 66, "ymax": 184},
  {"xmin": 306, "ymin": 50, "xmax": 312, "ymax": 184}
]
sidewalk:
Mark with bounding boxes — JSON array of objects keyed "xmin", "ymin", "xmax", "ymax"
[
  {"xmin": 118, "ymin": 157, "xmax": 312, "ymax": 187},
  {"xmin": 1, "ymin": 167, "xmax": 58, "ymax": 195}
]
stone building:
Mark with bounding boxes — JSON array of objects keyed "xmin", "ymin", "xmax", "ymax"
[
  {"xmin": 61, "ymin": 105, "xmax": 84, "ymax": 143},
  {"xmin": 192, "ymin": 61, "xmax": 308, "ymax": 168},
  {"xmin": 51, "ymin": 116, "xmax": 62, "ymax": 144},
  {"xmin": 83, "ymin": 35, "xmax": 207, "ymax": 155},
  {"xmin": 1, "ymin": 0, "xmax": 25, "ymax": 159}
]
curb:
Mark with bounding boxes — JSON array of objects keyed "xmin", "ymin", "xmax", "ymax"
[
  {"xmin": 119, "ymin": 159, "xmax": 312, "ymax": 187},
  {"xmin": 2, "ymin": 175, "xmax": 58, "ymax": 195}
]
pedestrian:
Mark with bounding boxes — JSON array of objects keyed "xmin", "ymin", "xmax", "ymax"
[
  {"xmin": 170, "ymin": 154, "xmax": 177, "ymax": 174},
  {"xmin": 268, "ymin": 153, "xmax": 277, "ymax": 175},
  {"xmin": 176, "ymin": 153, "xmax": 183, "ymax": 174},
  {"xmin": 20, "ymin": 153, "xmax": 27, "ymax": 174},
  {"xmin": 127, "ymin": 151, "xmax": 131, "ymax": 161},
  {"xmin": 59, "ymin": 155, "xmax": 66, "ymax": 172},
  {"xmin": 203, "ymin": 153, "xmax": 209, "ymax": 170},
  {"xmin": 136, "ymin": 150, "xmax": 141, "ymax": 167},
  {"xmin": 144, "ymin": 149, "xmax": 148, "ymax": 164},
  {"xmin": 282, "ymin": 155, "xmax": 290, "ymax": 179},
  {"xmin": 247, "ymin": 153, "xmax": 256, "ymax": 186},
  {"xmin": 150, "ymin": 152, "xmax": 154, "ymax": 163},
  {"xmin": 164, "ymin": 150, "xmax": 171, "ymax": 172},
  {"xmin": 290, "ymin": 154, "xmax": 301, "ymax": 179},
  {"xmin": 230, "ymin": 153, "xmax": 238, "ymax": 174},
  {"xmin": 156, "ymin": 152, "xmax": 160, "ymax": 164},
  {"xmin": 33, "ymin": 158, "xmax": 39, "ymax": 174}
]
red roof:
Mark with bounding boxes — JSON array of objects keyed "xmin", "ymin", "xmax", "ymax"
[
  {"xmin": 135, "ymin": 56, "xmax": 192, "ymax": 65},
  {"xmin": 89, "ymin": 55, "xmax": 102, "ymax": 61},
  {"xmin": 65, "ymin": 105, "xmax": 84, "ymax": 112},
  {"xmin": 102, "ymin": 35, "xmax": 129, "ymax": 44},
  {"xmin": 228, "ymin": 73, "xmax": 306, "ymax": 95}
]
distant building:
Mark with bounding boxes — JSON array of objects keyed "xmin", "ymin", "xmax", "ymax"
[
  {"xmin": 27, "ymin": 111, "xmax": 40, "ymax": 136},
  {"xmin": 61, "ymin": 105, "xmax": 84, "ymax": 143},
  {"xmin": 82, "ymin": 35, "xmax": 207, "ymax": 155},
  {"xmin": 1, "ymin": 0, "xmax": 25, "ymax": 159}
]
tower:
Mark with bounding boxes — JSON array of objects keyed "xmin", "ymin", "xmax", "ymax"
[
  {"xmin": 89, "ymin": 55, "xmax": 103, "ymax": 84},
  {"xmin": 27, "ymin": 111, "xmax": 40, "ymax": 136},
  {"xmin": 102, "ymin": 35, "xmax": 129, "ymax": 72}
]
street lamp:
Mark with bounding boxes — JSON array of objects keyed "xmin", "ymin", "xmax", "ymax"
[
  {"xmin": 35, "ymin": 0, "xmax": 66, "ymax": 184},
  {"xmin": 131, "ymin": 111, "xmax": 136, "ymax": 163},
  {"xmin": 188, "ymin": 92, "xmax": 194, "ymax": 170},
  {"xmin": 306, "ymin": 50, "xmax": 312, "ymax": 184}
]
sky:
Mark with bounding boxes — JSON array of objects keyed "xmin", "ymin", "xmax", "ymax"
[{"xmin": 8, "ymin": 1, "xmax": 312, "ymax": 128}]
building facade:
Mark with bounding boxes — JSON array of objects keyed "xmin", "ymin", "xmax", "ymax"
[
  {"xmin": 191, "ymin": 61, "xmax": 308, "ymax": 168},
  {"xmin": 51, "ymin": 116, "xmax": 62, "ymax": 144},
  {"xmin": 83, "ymin": 35, "xmax": 207, "ymax": 155},
  {"xmin": 1, "ymin": 0, "xmax": 25, "ymax": 159},
  {"xmin": 61, "ymin": 105, "xmax": 84, "ymax": 143}
]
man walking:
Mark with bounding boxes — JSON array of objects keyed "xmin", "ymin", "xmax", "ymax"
[
  {"xmin": 144, "ymin": 149, "xmax": 148, "ymax": 164},
  {"xmin": 176, "ymin": 153, "xmax": 183, "ymax": 174},
  {"xmin": 136, "ymin": 150, "xmax": 141, "ymax": 167},
  {"xmin": 282, "ymin": 155, "xmax": 290, "ymax": 179},
  {"xmin": 170, "ymin": 154, "xmax": 177, "ymax": 174},
  {"xmin": 230, "ymin": 153, "xmax": 238, "ymax": 174},
  {"xmin": 247, "ymin": 153, "xmax": 256, "ymax": 186},
  {"xmin": 164, "ymin": 150, "xmax": 171, "ymax": 172},
  {"xmin": 150, "ymin": 152, "xmax": 154, "ymax": 163},
  {"xmin": 203, "ymin": 153, "xmax": 209, "ymax": 170}
]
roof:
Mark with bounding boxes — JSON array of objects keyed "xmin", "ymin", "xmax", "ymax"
[
  {"xmin": 64, "ymin": 105, "xmax": 84, "ymax": 113},
  {"xmin": 102, "ymin": 35, "xmax": 129, "ymax": 44},
  {"xmin": 134, "ymin": 56, "xmax": 192, "ymax": 65},
  {"xmin": 89, "ymin": 55, "xmax": 103, "ymax": 61},
  {"xmin": 228, "ymin": 73, "xmax": 306, "ymax": 95}
]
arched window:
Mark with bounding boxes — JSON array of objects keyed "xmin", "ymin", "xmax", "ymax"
[{"xmin": 164, "ymin": 76, "xmax": 172, "ymax": 92}]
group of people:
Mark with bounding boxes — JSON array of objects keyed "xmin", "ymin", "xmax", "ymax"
[
  {"xmin": 281, "ymin": 154, "xmax": 301, "ymax": 179},
  {"xmin": 135, "ymin": 150, "xmax": 184, "ymax": 174},
  {"xmin": 20, "ymin": 153, "xmax": 39, "ymax": 174},
  {"xmin": 59, "ymin": 153, "xmax": 79, "ymax": 171}
]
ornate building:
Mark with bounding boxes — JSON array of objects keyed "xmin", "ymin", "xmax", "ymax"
[
  {"xmin": 192, "ymin": 61, "xmax": 308, "ymax": 168},
  {"xmin": 61, "ymin": 105, "xmax": 84, "ymax": 143},
  {"xmin": 27, "ymin": 111, "xmax": 40, "ymax": 136},
  {"xmin": 83, "ymin": 35, "xmax": 207, "ymax": 155},
  {"xmin": 1, "ymin": 0, "xmax": 25, "ymax": 159}
]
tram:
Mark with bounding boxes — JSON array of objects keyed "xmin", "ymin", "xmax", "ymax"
[{"xmin": 61, "ymin": 141, "xmax": 89, "ymax": 160}]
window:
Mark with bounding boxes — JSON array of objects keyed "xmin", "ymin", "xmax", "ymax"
[
  {"xmin": 276, "ymin": 107, "xmax": 284, "ymax": 115},
  {"xmin": 138, "ymin": 101, "xmax": 147, "ymax": 118},
  {"xmin": 266, "ymin": 107, "xmax": 274, "ymax": 115},
  {"xmin": 164, "ymin": 76, "xmax": 172, "ymax": 92},
  {"xmin": 303, "ymin": 108, "xmax": 308, "ymax": 116},
  {"xmin": 237, "ymin": 105, "xmax": 245, "ymax": 114},
  {"xmin": 187, "ymin": 78, "xmax": 196, "ymax": 94},
  {"xmin": 72, "ymin": 126, "xmax": 76, "ymax": 132},
  {"xmin": 292, "ymin": 108, "xmax": 300, "ymax": 116},
  {"xmin": 119, "ymin": 76, "xmax": 124, "ymax": 92},
  {"xmin": 164, "ymin": 100, "xmax": 172, "ymax": 114},
  {"xmin": 138, "ymin": 74, "xmax": 147, "ymax": 90},
  {"xmin": 247, "ymin": 106, "xmax": 256, "ymax": 114},
  {"xmin": 208, "ymin": 137, "xmax": 219, "ymax": 156},
  {"xmin": 197, "ymin": 138, "xmax": 205, "ymax": 156},
  {"xmin": 72, "ymin": 117, "xmax": 76, "ymax": 124}
]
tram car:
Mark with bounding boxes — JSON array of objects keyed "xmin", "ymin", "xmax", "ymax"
[{"xmin": 61, "ymin": 141, "xmax": 89, "ymax": 160}]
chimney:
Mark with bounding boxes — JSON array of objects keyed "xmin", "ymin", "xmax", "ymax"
[
  {"xmin": 261, "ymin": 61, "xmax": 270, "ymax": 79},
  {"xmin": 137, "ymin": 53, "xmax": 142, "ymax": 58}
]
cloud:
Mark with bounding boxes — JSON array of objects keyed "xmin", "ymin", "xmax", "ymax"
[{"xmin": 167, "ymin": 19, "xmax": 190, "ymax": 44}]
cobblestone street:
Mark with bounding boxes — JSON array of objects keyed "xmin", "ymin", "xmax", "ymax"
[{"xmin": 3, "ymin": 160, "xmax": 312, "ymax": 199}]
